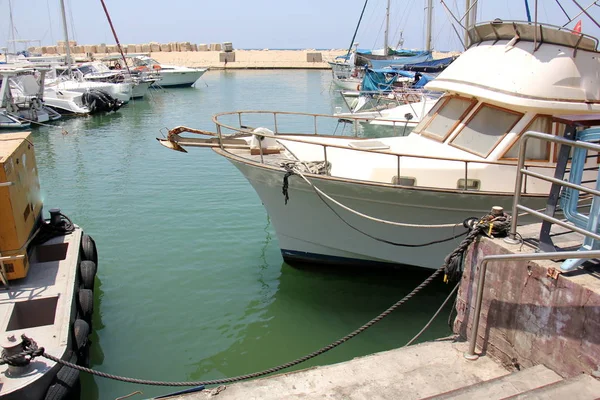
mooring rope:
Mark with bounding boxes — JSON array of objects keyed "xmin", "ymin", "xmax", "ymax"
[
  {"xmin": 5, "ymin": 266, "xmax": 443, "ymax": 387},
  {"xmin": 282, "ymin": 162, "xmax": 465, "ymax": 229}
]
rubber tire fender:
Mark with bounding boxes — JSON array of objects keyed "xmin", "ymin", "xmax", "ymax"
[
  {"xmin": 77, "ymin": 289, "xmax": 93, "ymax": 323},
  {"xmin": 44, "ymin": 350, "xmax": 79, "ymax": 400},
  {"xmin": 80, "ymin": 234, "xmax": 98, "ymax": 264},
  {"xmin": 79, "ymin": 261, "xmax": 96, "ymax": 290}
]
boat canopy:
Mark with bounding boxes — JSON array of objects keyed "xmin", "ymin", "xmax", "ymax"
[
  {"xmin": 356, "ymin": 51, "xmax": 433, "ymax": 69},
  {"xmin": 361, "ymin": 68, "xmax": 432, "ymax": 91},
  {"xmin": 402, "ymin": 56, "xmax": 457, "ymax": 73}
]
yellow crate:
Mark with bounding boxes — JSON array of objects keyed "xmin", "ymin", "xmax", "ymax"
[
  {"xmin": 0, "ymin": 133, "xmax": 42, "ymax": 254},
  {"xmin": 0, "ymin": 252, "xmax": 30, "ymax": 281}
]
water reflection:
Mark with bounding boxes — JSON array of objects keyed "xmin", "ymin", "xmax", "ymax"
[{"xmin": 188, "ymin": 253, "xmax": 454, "ymax": 382}]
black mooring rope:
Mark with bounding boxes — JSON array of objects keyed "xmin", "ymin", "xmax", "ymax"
[{"xmin": 14, "ymin": 267, "xmax": 443, "ymax": 387}]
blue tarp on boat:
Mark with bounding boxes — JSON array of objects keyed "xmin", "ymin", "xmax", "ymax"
[
  {"xmin": 402, "ymin": 56, "xmax": 457, "ymax": 73},
  {"xmin": 360, "ymin": 68, "xmax": 434, "ymax": 92},
  {"xmin": 359, "ymin": 51, "xmax": 433, "ymax": 69}
]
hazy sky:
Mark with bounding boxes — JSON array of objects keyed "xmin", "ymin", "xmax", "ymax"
[{"xmin": 2, "ymin": 0, "xmax": 600, "ymax": 52}]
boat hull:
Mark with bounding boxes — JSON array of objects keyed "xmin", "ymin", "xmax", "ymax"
[
  {"xmin": 155, "ymin": 69, "xmax": 207, "ymax": 87},
  {"xmin": 218, "ymin": 151, "xmax": 543, "ymax": 270}
]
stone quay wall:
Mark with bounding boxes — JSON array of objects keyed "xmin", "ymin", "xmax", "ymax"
[
  {"xmin": 27, "ymin": 41, "xmax": 347, "ymax": 69},
  {"xmin": 455, "ymin": 236, "xmax": 600, "ymax": 378}
]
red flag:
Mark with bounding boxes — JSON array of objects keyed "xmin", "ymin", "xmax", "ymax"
[{"xmin": 574, "ymin": 20, "xmax": 582, "ymax": 34}]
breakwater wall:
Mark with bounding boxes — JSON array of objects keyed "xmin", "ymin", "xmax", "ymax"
[{"xmin": 28, "ymin": 41, "xmax": 347, "ymax": 69}]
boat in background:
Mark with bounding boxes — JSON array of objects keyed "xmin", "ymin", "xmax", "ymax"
[
  {"xmin": 104, "ymin": 54, "xmax": 207, "ymax": 88},
  {"xmin": 0, "ymin": 68, "xmax": 61, "ymax": 127},
  {"xmin": 159, "ymin": 20, "xmax": 600, "ymax": 270},
  {"xmin": 71, "ymin": 61, "xmax": 157, "ymax": 99}
]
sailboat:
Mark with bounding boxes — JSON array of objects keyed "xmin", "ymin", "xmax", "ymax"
[
  {"xmin": 43, "ymin": 0, "xmax": 130, "ymax": 108},
  {"xmin": 331, "ymin": 0, "xmax": 435, "ymax": 90}
]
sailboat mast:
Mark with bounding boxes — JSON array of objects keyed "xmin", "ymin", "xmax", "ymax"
[
  {"xmin": 59, "ymin": 0, "xmax": 73, "ymax": 74},
  {"xmin": 384, "ymin": 0, "xmax": 390, "ymax": 53},
  {"xmin": 8, "ymin": 0, "xmax": 16, "ymax": 54},
  {"xmin": 425, "ymin": 0, "xmax": 433, "ymax": 51},
  {"xmin": 464, "ymin": 0, "xmax": 471, "ymax": 48}
]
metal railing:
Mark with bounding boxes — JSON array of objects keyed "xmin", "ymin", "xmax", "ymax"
[
  {"xmin": 212, "ymin": 110, "xmax": 556, "ymax": 193},
  {"xmin": 507, "ymin": 131, "xmax": 600, "ymax": 242},
  {"xmin": 464, "ymin": 130, "xmax": 600, "ymax": 359}
]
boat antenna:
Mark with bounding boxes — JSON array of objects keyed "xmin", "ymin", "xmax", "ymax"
[
  {"xmin": 345, "ymin": 0, "xmax": 370, "ymax": 60},
  {"xmin": 555, "ymin": 0, "xmax": 571, "ymax": 21},
  {"xmin": 99, "ymin": 0, "xmax": 132, "ymax": 76},
  {"xmin": 569, "ymin": 0, "xmax": 600, "ymax": 30},
  {"xmin": 524, "ymin": 0, "xmax": 532, "ymax": 22},
  {"xmin": 59, "ymin": 0, "xmax": 73, "ymax": 76}
]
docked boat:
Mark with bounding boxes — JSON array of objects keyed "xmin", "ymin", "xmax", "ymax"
[
  {"xmin": 46, "ymin": 67, "xmax": 133, "ymax": 103},
  {"xmin": 68, "ymin": 61, "xmax": 156, "ymax": 99},
  {"xmin": 109, "ymin": 55, "xmax": 207, "ymax": 88},
  {"xmin": 159, "ymin": 20, "xmax": 600, "ymax": 270},
  {"xmin": 0, "ymin": 68, "xmax": 61, "ymax": 127},
  {"xmin": 0, "ymin": 132, "xmax": 98, "ymax": 399}
]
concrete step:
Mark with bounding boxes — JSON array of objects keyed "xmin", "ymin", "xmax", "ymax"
[
  {"xmin": 423, "ymin": 364, "xmax": 562, "ymax": 400},
  {"xmin": 503, "ymin": 374, "xmax": 600, "ymax": 399},
  {"xmin": 165, "ymin": 340, "xmax": 511, "ymax": 399}
]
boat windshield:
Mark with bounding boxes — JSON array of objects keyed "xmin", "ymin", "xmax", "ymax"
[
  {"xmin": 416, "ymin": 96, "xmax": 476, "ymax": 141},
  {"xmin": 132, "ymin": 57, "xmax": 160, "ymax": 67},
  {"xmin": 450, "ymin": 104, "xmax": 523, "ymax": 157}
]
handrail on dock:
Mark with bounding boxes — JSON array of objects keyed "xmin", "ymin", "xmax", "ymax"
[{"xmin": 465, "ymin": 130, "xmax": 600, "ymax": 360}]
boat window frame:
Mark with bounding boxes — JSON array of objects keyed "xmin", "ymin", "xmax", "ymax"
[
  {"xmin": 449, "ymin": 102, "xmax": 524, "ymax": 158},
  {"xmin": 500, "ymin": 114, "xmax": 553, "ymax": 162},
  {"xmin": 416, "ymin": 95, "xmax": 478, "ymax": 142}
]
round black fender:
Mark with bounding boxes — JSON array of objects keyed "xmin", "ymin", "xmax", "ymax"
[
  {"xmin": 80, "ymin": 234, "xmax": 98, "ymax": 265},
  {"xmin": 79, "ymin": 261, "xmax": 96, "ymax": 290},
  {"xmin": 73, "ymin": 319, "xmax": 90, "ymax": 351},
  {"xmin": 77, "ymin": 289, "xmax": 93, "ymax": 323},
  {"xmin": 43, "ymin": 350, "xmax": 79, "ymax": 400}
]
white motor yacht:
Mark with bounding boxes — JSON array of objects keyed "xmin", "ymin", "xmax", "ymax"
[
  {"xmin": 124, "ymin": 55, "xmax": 207, "ymax": 88},
  {"xmin": 46, "ymin": 66, "xmax": 133, "ymax": 103},
  {"xmin": 159, "ymin": 21, "xmax": 600, "ymax": 270}
]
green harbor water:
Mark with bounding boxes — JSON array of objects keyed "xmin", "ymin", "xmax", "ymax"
[{"xmin": 30, "ymin": 70, "xmax": 454, "ymax": 399}]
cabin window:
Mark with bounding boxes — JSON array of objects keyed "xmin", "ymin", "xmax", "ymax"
[
  {"xmin": 451, "ymin": 104, "xmax": 523, "ymax": 157},
  {"xmin": 503, "ymin": 115, "xmax": 552, "ymax": 160},
  {"xmin": 417, "ymin": 96, "xmax": 476, "ymax": 141}
]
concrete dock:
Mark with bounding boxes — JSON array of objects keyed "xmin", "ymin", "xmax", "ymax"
[{"xmin": 168, "ymin": 340, "xmax": 511, "ymax": 399}]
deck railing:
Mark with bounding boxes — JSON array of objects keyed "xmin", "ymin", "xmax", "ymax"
[{"xmin": 212, "ymin": 110, "xmax": 556, "ymax": 194}]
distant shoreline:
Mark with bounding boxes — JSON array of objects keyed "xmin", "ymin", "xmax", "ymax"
[{"xmin": 30, "ymin": 44, "xmax": 459, "ymax": 70}]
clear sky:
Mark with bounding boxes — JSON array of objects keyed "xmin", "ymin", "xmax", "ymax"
[{"xmin": 2, "ymin": 0, "xmax": 600, "ymax": 52}]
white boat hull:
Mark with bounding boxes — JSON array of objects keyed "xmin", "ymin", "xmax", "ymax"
[
  {"xmin": 132, "ymin": 81, "xmax": 152, "ymax": 98},
  {"xmin": 333, "ymin": 77, "xmax": 362, "ymax": 91},
  {"xmin": 219, "ymin": 152, "xmax": 543, "ymax": 269},
  {"xmin": 156, "ymin": 68, "xmax": 207, "ymax": 87},
  {"xmin": 52, "ymin": 81, "xmax": 132, "ymax": 103}
]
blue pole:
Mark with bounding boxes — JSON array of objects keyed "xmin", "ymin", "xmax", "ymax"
[{"xmin": 524, "ymin": 0, "xmax": 532, "ymax": 22}]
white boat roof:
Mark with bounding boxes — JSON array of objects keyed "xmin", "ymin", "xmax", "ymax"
[{"xmin": 426, "ymin": 21, "xmax": 600, "ymax": 113}]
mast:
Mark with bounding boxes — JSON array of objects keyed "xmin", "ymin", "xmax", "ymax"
[
  {"xmin": 8, "ymin": 0, "xmax": 16, "ymax": 54},
  {"xmin": 464, "ymin": 0, "xmax": 471, "ymax": 48},
  {"xmin": 470, "ymin": 0, "xmax": 477, "ymax": 30},
  {"xmin": 59, "ymin": 0, "xmax": 72, "ymax": 75},
  {"xmin": 384, "ymin": 0, "xmax": 390, "ymax": 53},
  {"xmin": 425, "ymin": 0, "xmax": 433, "ymax": 51}
]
